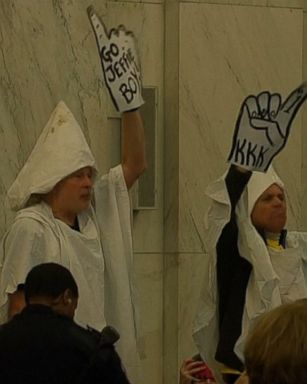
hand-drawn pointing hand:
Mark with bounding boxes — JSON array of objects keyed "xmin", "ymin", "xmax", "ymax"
[
  {"xmin": 87, "ymin": 6, "xmax": 144, "ymax": 113},
  {"xmin": 228, "ymin": 84, "xmax": 307, "ymax": 172}
]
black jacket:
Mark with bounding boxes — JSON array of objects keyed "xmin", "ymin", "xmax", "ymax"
[
  {"xmin": 0, "ymin": 304, "xmax": 130, "ymax": 384},
  {"xmin": 215, "ymin": 166, "xmax": 252, "ymax": 371}
]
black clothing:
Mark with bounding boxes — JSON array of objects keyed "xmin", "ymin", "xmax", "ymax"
[
  {"xmin": 215, "ymin": 166, "xmax": 252, "ymax": 370},
  {"xmin": 0, "ymin": 304, "xmax": 130, "ymax": 384},
  {"xmin": 70, "ymin": 217, "xmax": 80, "ymax": 232}
]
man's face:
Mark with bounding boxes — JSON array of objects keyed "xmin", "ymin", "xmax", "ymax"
[
  {"xmin": 251, "ymin": 183, "xmax": 287, "ymax": 233},
  {"xmin": 53, "ymin": 166, "xmax": 94, "ymax": 215}
]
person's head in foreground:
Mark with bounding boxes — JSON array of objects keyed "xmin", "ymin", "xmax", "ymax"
[
  {"xmin": 247, "ymin": 167, "xmax": 287, "ymax": 235},
  {"xmin": 24, "ymin": 262, "xmax": 79, "ymax": 319},
  {"xmin": 243, "ymin": 299, "xmax": 307, "ymax": 384}
]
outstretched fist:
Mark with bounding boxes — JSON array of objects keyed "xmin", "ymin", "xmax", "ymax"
[{"xmin": 228, "ymin": 84, "xmax": 307, "ymax": 172}]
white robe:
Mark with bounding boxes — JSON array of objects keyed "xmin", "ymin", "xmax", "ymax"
[
  {"xmin": 193, "ymin": 171, "xmax": 307, "ymax": 382},
  {"xmin": 0, "ymin": 165, "xmax": 140, "ymax": 382}
]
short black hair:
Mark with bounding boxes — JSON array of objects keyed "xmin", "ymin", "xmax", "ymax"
[{"xmin": 24, "ymin": 263, "xmax": 79, "ymax": 303}]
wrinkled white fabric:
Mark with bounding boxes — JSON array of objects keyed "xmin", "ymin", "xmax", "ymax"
[
  {"xmin": 94, "ymin": 165, "xmax": 140, "ymax": 381},
  {"xmin": 0, "ymin": 201, "xmax": 105, "ymax": 329},
  {"xmin": 0, "ymin": 101, "xmax": 140, "ymax": 382},
  {"xmin": 0, "ymin": 165, "xmax": 140, "ymax": 382},
  {"xmin": 193, "ymin": 167, "xmax": 307, "ymax": 382}
]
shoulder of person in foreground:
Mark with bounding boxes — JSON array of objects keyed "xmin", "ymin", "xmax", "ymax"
[{"xmin": 71, "ymin": 324, "xmax": 131, "ymax": 384}]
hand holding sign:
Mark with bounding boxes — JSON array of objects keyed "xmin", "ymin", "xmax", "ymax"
[
  {"xmin": 228, "ymin": 84, "xmax": 307, "ymax": 172},
  {"xmin": 87, "ymin": 6, "xmax": 144, "ymax": 113}
]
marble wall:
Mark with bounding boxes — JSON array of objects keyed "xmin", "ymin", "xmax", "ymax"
[
  {"xmin": 301, "ymin": 0, "xmax": 307, "ymax": 229},
  {"xmin": 1, "ymin": 1, "xmax": 307, "ymax": 384},
  {"xmin": 0, "ymin": 1, "xmax": 163, "ymax": 384},
  {"xmin": 177, "ymin": 0, "xmax": 304, "ymax": 376}
]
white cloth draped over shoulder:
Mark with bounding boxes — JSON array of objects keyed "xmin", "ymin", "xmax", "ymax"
[
  {"xmin": 193, "ymin": 167, "xmax": 307, "ymax": 381},
  {"xmin": 0, "ymin": 101, "xmax": 140, "ymax": 382}
]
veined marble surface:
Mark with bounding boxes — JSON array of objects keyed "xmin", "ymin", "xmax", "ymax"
[
  {"xmin": 0, "ymin": 2, "xmax": 163, "ymax": 384},
  {"xmin": 179, "ymin": 2, "xmax": 303, "ymax": 253},
  {"xmin": 178, "ymin": 252, "xmax": 209, "ymax": 364},
  {"xmin": 1, "ymin": 2, "xmax": 306, "ymax": 384},
  {"xmin": 134, "ymin": 252, "xmax": 163, "ymax": 384},
  {"xmin": 301, "ymin": 8, "xmax": 307, "ymax": 230},
  {"xmin": 181, "ymin": 0, "xmax": 304, "ymax": 9},
  {"xmin": 0, "ymin": 0, "xmax": 164, "ymax": 250},
  {"xmin": 178, "ymin": 1, "xmax": 303, "ymax": 366}
]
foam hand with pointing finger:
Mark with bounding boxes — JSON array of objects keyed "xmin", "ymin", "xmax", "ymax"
[
  {"xmin": 87, "ymin": 6, "xmax": 144, "ymax": 113},
  {"xmin": 228, "ymin": 84, "xmax": 307, "ymax": 172}
]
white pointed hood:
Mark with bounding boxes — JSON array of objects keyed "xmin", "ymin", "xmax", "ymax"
[{"xmin": 8, "ymin": 101, "xmax": 98, "ymax": 210}]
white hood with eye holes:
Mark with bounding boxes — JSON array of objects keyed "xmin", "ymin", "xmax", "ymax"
[{"xmin": 7, "ymin": 101, "xmax": 98, "ymax": 211}]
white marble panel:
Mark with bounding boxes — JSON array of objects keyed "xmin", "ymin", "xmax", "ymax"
[
  {"xmin": 181, "ymin": 0, "xmax": 230, "ymax": 4},
  {"xmin": 164, "ymin": 0, "xmax": 180, "ymax": 256},
  {"xmin": 229, "ymin": 0, "xmax": 268, "ymax": 5},
  {"xmin": 91, "ymin": 1, "xmax": 165, "ymax": 253},
  {"xmin": 134, "ymin": 252, "xmax": 163, "ymax": 384},
  {"xmin": 301, "ymin": 9, "xmax": 307, "ymax": 230},
  {"xmin": 230, "ymin": 0, "xmax": 303, "ymax": 7},
  {"xmin": 97, "ymin": 1, "xmax": 164, "ymax": 251},
  {"xmin": 104, "ymin": 2, "xmax": 164, "ymax": 88},
  {"xmin": 181, "ymin": 0, "xmax": 304, "ymax": 8},
  {"xmin": 163, "ymin": 252, "xmax": 180, "ymax": 384},
  {"xmin": 0, "ymin": 0, "xmax": 107, "ymax": 238},
  {"xmin": 178, "ymin": 253, "xmax": 209, "ymax": 366},
  {"xmin": 0, "ymin": 1, "xmax": 164, "ymax": 243},
  {"xmin": 268, "ymin": 0, "xmax": 304, "ymax": 8},
  {"xmin": 133, "ymin": 209, "xmax": 164, "ymax": 252},
  {"xmin": 179, "ymin": 3, "xmax": 303, "ymax": 252},
  {"xmin": 113, "ymin": 0, "xmax": 163, "ymax": 3},
  {"xmin": 0, "ymin": 4, "xmax": 164, "ymax": 384}
]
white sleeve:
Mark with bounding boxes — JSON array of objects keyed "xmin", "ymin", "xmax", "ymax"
[
  {"xmin": 94, "ymin": 164, "xmax": 127, "ymax": 195},
  {"xmin": 93, "ymin": 165, "xmax": 141, "ymax": 378},
  {"xmin": 288, "ymin": 231, "xmax": 307, "ymax": 261}
]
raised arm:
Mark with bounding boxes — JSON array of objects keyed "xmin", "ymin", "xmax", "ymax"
[
  {"xmin": 87, "ymin": 7, "xmax": 147, "ymax": 188},
  {"xmin": 225, "ymin": 165, "xmax": 251, "ymax": 211},
  {"xmin": 121, "ymin": 110, "xmax": 146, "ymax": 189}
]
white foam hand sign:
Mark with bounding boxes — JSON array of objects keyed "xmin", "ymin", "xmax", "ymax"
[
  {"xmin": 87, "ymin": 6, "xmax": 144, "ymax": 113},
  {"xmin": 228, "ymin": 84, "xmax": 307, "ymax": 172}
]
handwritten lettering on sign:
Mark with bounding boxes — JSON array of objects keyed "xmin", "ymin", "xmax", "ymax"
[
  {"xmin": 102, "ymin": 43, "xmax": 141, "ymax": 104},
  {"xmin": 233, "ymin": 139, "xmax": 269, "ymax": 169},
  {"xmin": 228, "ymin": 84, "xmax": 307, "ymax": 172}
]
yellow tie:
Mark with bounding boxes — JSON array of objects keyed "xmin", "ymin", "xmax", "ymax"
[{"xmin": 266, "ymin": 238, "xmax": 283, "ymax": 251}]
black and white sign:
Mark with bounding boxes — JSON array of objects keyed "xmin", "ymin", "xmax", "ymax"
[
  {"xmin": 88, "ymin": 6, "xmax": 144, "ymax": 113},
  {"xmin": 228, "ymin": 84, "xmax": 307, "ymax": 172}
]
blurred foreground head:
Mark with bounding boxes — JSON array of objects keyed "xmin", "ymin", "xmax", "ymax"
[{"xmin": 244, "ymin": 299, "xmax": 307, "ymax": 384}]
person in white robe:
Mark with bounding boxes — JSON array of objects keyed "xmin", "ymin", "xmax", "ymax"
[
  {"xmin": 0, "ymin": 10, "xmax": 146, "ymax": 383},
  {"xmin": 193, "ymin": 84, "xmax": 307, "ymax": 384}
]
